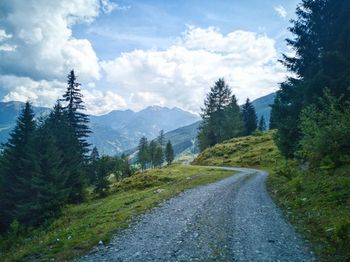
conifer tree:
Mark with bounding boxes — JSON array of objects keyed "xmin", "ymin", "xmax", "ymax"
[
  {"xmin": 241, "ymin": 98, "xmax": 257, "ymax": 135},
  {"xmin": 222, "ymin": 95, "xmax": 244, "ymax": 140},
  {"xmin": 149, "ymin": 140, "xmax": 157, "ymax": 168},
  {"xmin": 258, "ymin": 116, "xmax": 266, "ymax": 132},
  {"xmin": 88, "ymin": 147, "xmax": 100, "ymax": 184},
  {"xmin": 19, "ymin": 125, "xmax": 69, "ymax": 226},
  {"xmin": 197, "ymin": 78, "xmax": 232, "ymax": 150},
  {"xmin": 153, "ymin": 144, "xmax": 164, "ymax": 168},
  {"xmin": 0, "ymin": 102, "xmax": 36, "ymax": 230},
  {"xmin": 157, "ymin": 130, "xmax": 166, "ymax": 147},
  {"xmin": 60, "ymin": 70, "xmax": 91, "ymax": 203},
  {"xmin": 94, "ymin": 156, "xmax": 111, "ymax": 197},
  {"xmin": 165, "ymin": 140, "xmax": 174, "ymax": 165},
  {"xmin": 137, "ymin": 136, "xmax": 149, "ymax": 170}
]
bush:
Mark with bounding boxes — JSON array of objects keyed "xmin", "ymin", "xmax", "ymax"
[{"xmin": 299, "ymin": 90, "xmax": 350, "ymax": 169}]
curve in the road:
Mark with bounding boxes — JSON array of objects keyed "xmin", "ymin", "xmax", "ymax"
[{"xmin": 78, "ymin": 167, "xmax": 316, "ymax": 262}]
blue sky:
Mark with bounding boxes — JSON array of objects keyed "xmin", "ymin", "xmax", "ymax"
[
  {"xmin": 76, "ymin": 0, "xmax": 298, "ymax": 59},
  {"xmin": 0, "ymin": 0, "xmax": 300, "ymax": 115}
]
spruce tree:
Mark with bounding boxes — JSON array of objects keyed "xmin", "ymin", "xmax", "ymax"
[
  {"xmin": 137, "ymin": 136, "xmax": 149, "ymax": 170},
  {"xmin": 0, "ymin": 102, "xmax": 36, "ymax": 230},
  {"xmin": 60, "ymin": 70, "xmax": 91, "ymax": 203},
  {"xmin": 241, "ymin": 98, "xmax": 257, "ymax": 135},
  {"xmin": 94, "ymin": 156, "xmax": 111, "ymax": 197},
  {"xmin": 149, "ymin": 140, "xmax": 157, "ymax": 168},
  {"xmin": 258, "ymin": 116, "xmax": 266, "ymax": 132},
  {"xmin": 153, "ymin": 144, "xmax": 164, "ymax": 168},
  {"xmin": 222, "ymin": 95, "xmax": 244, "ymax": 140},
  {"xmin": 271, "ymin": 0, "xmax": 350, "ymax": 157},
  {"xmin": 20, "ymin": 125, "xmax": 69, "ymax": 226},
  {"xmin": 165, "ymin": 141, "xmax": 174, "ymax": 165},
  {"xmin": 157, "ymin": 130, "xmax": 166, "ymax": 147},
  {"xmin": 88, "ymin": 147, "xmax": 100, "ymax": 184},
  {"xmin": 197, "ymin": 78, "xmax": 232, "ymax": 150}
]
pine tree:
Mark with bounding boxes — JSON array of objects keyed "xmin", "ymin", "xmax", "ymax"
[
  {"xmin": 0, "ymin": 102, "xmax": 36, "ymax": 230},
  {"xmin": 94, "ymin": 156, "xmax": 111, "ymax": 197},
  {"xmin": 157, "ymin": 130, "xmax": 166, "ymax": 147},
  {"xmin": 165, "ymin": 141, "xmax": 174, "ymax": 165},
  {"xmin": 60, "ymin": 70, "xmax": 91, "ymax": 203},
  {"xmin": 153, "ymin": 144, "xmax": 164, "ymax": 168},
  {"xmin": 20, "ymin": 126, "xmax": 69, "ymax": 226},
  {"xmin": 258, "ymin": 116, "xmax": 266, "ymax": 132},
  {"xmin": 149, "ymin": 140, "xmax": 157, "ymax": 168},
  {"xmin": 88, "ymin": 147, "xmax": 100, "ymax": 184},
  {"xmin": 241, "ymin": 98, "xmax": 257, "ymax": 135},
  {"xmin": 197, "ymin": 78, "xmax": 232, "ymax": 150},
  {"xmin": 137, "ymin": 136, "xmax": 149, "ymax": 170},
  {"xmin": 271, "ymin": 0, "xmax": 350, "ymax": 157},
  {"xmin": 222, "ymin": 95, "xmax": 244, "ymax": 140}
]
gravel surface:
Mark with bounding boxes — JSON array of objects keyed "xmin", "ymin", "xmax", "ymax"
[{"xmin": 78, "ymin": 167, "xmax": 316, "ymax": 262}]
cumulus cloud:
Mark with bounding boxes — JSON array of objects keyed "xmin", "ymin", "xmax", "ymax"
[
  {"xmin": 0, "ymin": 75, "xmax": 126, "ymax": 115},
  {"xmin": 0, "ymin": 0, "xmax": 115, "ymax": 81},
  {"xmin": 101, "ymin": 26, "xmax": 287, "ymax": 112},
  {"xmin": 274, "ymin": 5, "xmax": 287, "ymax": 18}
]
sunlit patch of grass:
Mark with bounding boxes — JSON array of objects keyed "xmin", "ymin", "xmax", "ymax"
[
  {"xmin": 0, "ymin": 165, "xmax": 235, "ymax": 262},
  {"xmin": 192, "ymin": 131, "xmax": 281, "ymax": 168}
]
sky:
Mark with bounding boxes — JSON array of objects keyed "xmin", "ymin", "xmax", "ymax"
[{"xmin": 0, "ymin": 0, "xmax": 300, "ymax": 115}]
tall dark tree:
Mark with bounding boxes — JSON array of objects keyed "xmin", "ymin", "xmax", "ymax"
[
  {"xmin": 271, "ymin": 0, "xmax": 350, "ymax": 157},
  {"xmin": 241, "ymin": 98, "xmax": 257, "ymax": 135},
  {"xmin": 0, "ymin": 102, "xmax": 36, "ymax": 231},
  {"xmin": 94, "ymin": 156, "xmax": 112, "ymax": 197},
  {"xmin": 165, "ymin": 140, "xmax": 174, "ymax": 165},
  {"xmin": 19, "ymin": 125, "xmax": 69, "ymax": 227},
  {"xmin": 197, "ymin": 78, "xmax": 232, "ymax": 151},
  {"xmin": 137, "ymin": 136, "xmax": 149, "ymax": 170},
  {"xmin": 61, "ymin": 70, "xmax": 91, "ymax": 155},
  {"xmin": 88, "ymin": 147, "xmax": 100, "ymax": 184},
  {"xmin": 60, "ymin": 70, "xmax": 91, "ymax": 203},
  {"xmin": 258, "ymin": 116, "xmax": 266, "ymax": 132},
  {"xmin": 153, "ymin": 144, "xmax": 164, "ymax": 168},
  {"xmin": 157, "ymin": 130, "xmax": 166, "ymax": 147},
  {"xmin": 222, "ymin": 95, "xmax": 244, "ymax": 140}
]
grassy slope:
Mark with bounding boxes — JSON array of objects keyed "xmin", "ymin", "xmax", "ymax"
[
  {"xmin": 193, "ymin": 131, "xmax": 350, "ymax": 262},
  {"xmin": 0, "ymin": 165, "xmax": 235, "ymax": 262}
]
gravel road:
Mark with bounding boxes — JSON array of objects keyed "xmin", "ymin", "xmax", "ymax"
[{"xmin": 78, "ymin": 167, "xmax": 316, "ymax": 262}]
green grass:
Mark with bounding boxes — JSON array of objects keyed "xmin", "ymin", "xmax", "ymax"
[
  {"xmin": 192, "ymin": 131, "xmax": 281, "ymax": 168},
  {"xmin": 193, "ymin": 131, "xmax": 350, "ymax": 261},
  {"xmin": 0, "ymin": 165, "xmax": 235, "ymax": 262}
]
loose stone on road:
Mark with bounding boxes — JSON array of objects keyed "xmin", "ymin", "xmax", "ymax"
[{"xmin": 78, "ymin": 167, "xmax": 316, "ymax": 262}]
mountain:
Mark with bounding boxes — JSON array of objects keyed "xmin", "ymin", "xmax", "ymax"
[
  {"xmin": 251, "ymin": 92, "xmax": 275, "ymax": 126},
  {"xmin": 0, "ymin": 102, "xmax": 200, "ymax": 155},
  {"xmin": 0, "ymin": 93, "xmax": 274, "ymax": 155}
]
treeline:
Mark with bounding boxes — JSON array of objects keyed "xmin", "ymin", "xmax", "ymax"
[
  {"xmin": 0, "ymin": 70, "xmax": 133, "ymax": 233},
  {"xmin": 197, "ymin": 78, "xmax": 266, "ymax": 151},
  {"xmin": 137, "ymin": 130, "xmax": 174, "ymax": 170},
  {"xmin": 271, "ymin": 0, "xmax": 350, "ymax": 167}
]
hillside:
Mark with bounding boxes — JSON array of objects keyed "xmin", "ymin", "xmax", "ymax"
[
  {"xmin": 192, "ymin": 131, "xmax": 280, "ymax": 167},
  {"xmin": 0, "ymin": 165, "xmax": 234, "ymax": 261},
  {"xmin": 193, "ymin": 132, "xmax": 350, "ymax": 261}
]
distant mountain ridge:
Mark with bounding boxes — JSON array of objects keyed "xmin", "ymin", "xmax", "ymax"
[
  {"xmin": 0, "ymin": 102, "xmax": 200, "ymax": 155},
  {"xmin": 0, "ymin": 92, "xmax": 275, "ymax": 155}
]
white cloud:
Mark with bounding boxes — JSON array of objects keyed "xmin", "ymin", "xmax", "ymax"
[
  {"xmin": 0, "ymin": 75, "xmax": 125, "ymax": 115},
  {"xmin": 82, "ymin": 89, "xmax": 126, "ymax": 115},
  {"xmin": 0, "ymin": 0, "xmax": 108, "ymax": 81},
  {"xmin": 274, "ymin": 5, "xmax": 287, "ymax": 18},
  {"xmin": 101, "ymin": 26, "xmax": 287, "ymax": 112}
]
